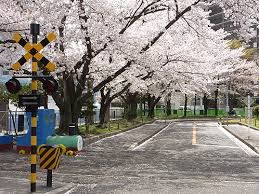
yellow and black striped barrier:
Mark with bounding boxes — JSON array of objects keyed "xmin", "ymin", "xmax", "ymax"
[
  {"xmin": 38, "ymin": 144, "xmax": 66, "ymax": 188},
  {"xmin": 38, "ymin": 144, "xmax": 66, "ymax": 170},
  {"xmin": 12, "ymin": 32, "xmax": 56, "ymax": 72}
]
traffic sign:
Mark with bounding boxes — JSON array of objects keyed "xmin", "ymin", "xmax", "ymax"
[
  {"xmin": 39, "ymin": 145, "xmax": 62, "ymax": 170},
  {"xmin": 12, "ymin": 32, "xmax": 56, "ymax": 72},
  {"xmin": 18, "ymin": 95, "xmax": 44, "ymax": 107}
]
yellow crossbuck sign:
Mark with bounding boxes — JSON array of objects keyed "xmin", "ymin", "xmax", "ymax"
[{"xmin": 12, "ymin": 32, "xmax": 56, "ymax": 72}]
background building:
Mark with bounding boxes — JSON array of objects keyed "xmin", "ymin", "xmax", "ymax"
[{"xmin": 206, "ymin": 3, "xmax": 239, "ymax": 40}]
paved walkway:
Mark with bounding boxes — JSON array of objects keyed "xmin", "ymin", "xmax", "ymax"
[{"xmin": 223, "ymin": 124, "xmax": 259, "ymax": 154}]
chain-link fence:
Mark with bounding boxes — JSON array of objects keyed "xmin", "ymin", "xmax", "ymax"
[
  {"xmin": 77, "ymin": 107, "xmax": 124, "ymax": 125},
  {"xmin": 138, "ymin": 107, "xmax": 247, "ymax": 118}
]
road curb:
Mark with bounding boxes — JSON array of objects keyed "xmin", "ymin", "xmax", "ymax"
[{"xmin": 221, "ymin": 125, "xmax": 259, "ymax": 154}]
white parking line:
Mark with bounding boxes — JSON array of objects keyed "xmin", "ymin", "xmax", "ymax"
[
  {"xmin": 63, "ymin": 183, "xmax": 97, "ymax": 194},
  {"xmin": 45, "ymin": 183, "xmax": 75, "ymax": 194},
  {"xmin": 218, "ymin": 125, "xmax": 259, "ymax": 157},
  {"xmin": 132, "ymin": 122, "xmax": 172, "ymax": 150}
]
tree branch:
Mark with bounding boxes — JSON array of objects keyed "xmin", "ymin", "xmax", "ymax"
[
  {"xmin": 141, "ymin": 0, "xmax": 201, "ymax": 52},
  {"xmin": 92, "ymin": 60, "xmax": 132, "ymax": 93}
]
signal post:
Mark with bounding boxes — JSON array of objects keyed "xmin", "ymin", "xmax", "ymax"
[{"xmin": 30, "ymin": 23, "xmax": 39, "ymax": 192}]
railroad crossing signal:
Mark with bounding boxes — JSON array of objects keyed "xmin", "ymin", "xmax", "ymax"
[
  {"xmin": 5, "ymin": 23, "xmax": 59, "ymax": 193},
  {"xmin": 5, "ymin": 78, "xmax": 21, "ymax": 94},
  {"xmin": 6, "ymin": 32, "xmax": 58, "ymax": 96},
  {"xmin": 12, "ymin": 32, "xmax": 56, "ymax": 72}
]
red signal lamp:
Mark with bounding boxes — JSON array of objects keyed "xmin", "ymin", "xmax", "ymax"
[
  {"xmin": 5, "ymin": 78, "xmax": 21, "ymax": 94},
  {"xmin": 42, "ymin": 78, "xmax": 58, "ymax": 95}
]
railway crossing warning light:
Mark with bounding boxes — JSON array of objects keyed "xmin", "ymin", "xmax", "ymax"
[
  {"xmin": 5, "ymin": 77, "xmax": 58, "ymax": 95},
  {"xmin": 42, "ymin": 77, "xmax": 58, "ymax": 95},
  {"xmin": 5, "ymin": 78, "xmax": 21, "ymax": 94}
]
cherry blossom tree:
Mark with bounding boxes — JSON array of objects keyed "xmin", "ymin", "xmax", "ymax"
[{"xmin": 1, "ymin": 0, "xmax": 259, "ymax": 132}]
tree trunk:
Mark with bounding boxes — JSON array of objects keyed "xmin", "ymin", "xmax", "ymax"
[
  {"xmin": 56, "ymin": 72, "xmax": 82, "ymax": 134},
  {"xmin": 229, "ymin": 94, "xmax": 235, "ymax": 112},
  {"xmin": 194, "ymin": 94, "xmax": 197, "ymax": 116},
  {"xmin": 184, "ymin": 94, "xmax": 187, "ymax": 117},
  {"xmin": 59, "ymin": 105, "xmax": 72, "ymax": 134},
  {"xmin": 53, "ymin": 17, "xmax": 84, "ymax": 135},
  {"xmin": 215, "ymin": 89, "xmax": 218, "ymax": 116},
  {"xmin": 143, "ymin": 100, "xmax": 146, "ymax": 116},
  {"xmin": 147, "ymin": 96, "xmax": 155, "ymax": 118},
  {"xmin": 85, "ymin": 79, "xmax": 94, "ymax": 124},
  {"xmin": 166, "ymin": 93, "xmax": 172, "ymax": 116},
  {"xmin": 123, "ymin": 92, "xmax": 138, "ymax": 120},
  {"xmin": 99, "ymin": 88, "xmax": 111, "ymax": 127},
  {"xmin": 99, "ymin": 103, "xmax": 110, "ymax": 127},
  {"xmin": 166, "ymin": 100, "xmax": 171, "ymax": 116},
  {"xmin": 43, "ymin": 95, "xmax": 48, "ymax": 109},
  {"xmin": 203, "ymin": 94, "xmax": 208, "ymax": 116},
  {"xmin": 147, "ymin": 95, "xmax": 161, "ymax": 118}
]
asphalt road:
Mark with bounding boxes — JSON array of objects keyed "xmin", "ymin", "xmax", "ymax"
[{"xmin": 1, "ymin": 121, "xmax": 259, "ymax": 193}]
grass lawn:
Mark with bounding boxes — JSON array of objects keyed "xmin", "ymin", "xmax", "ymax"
[{"xmin": 79, "ymin": 117, "xmax": 154, "ymax": 137}]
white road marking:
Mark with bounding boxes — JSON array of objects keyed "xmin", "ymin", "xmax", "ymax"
[
  {"xmin": 218, "ymin": 125, "xmax": 259, "ymax": 157},
  {"xmin": 63, "ymin": 185, "xmax": 78, "ymax": 194},
  {"xmin": 45, "ymin": 183, "xmax": 75, "ymax": 194},
  {"xmin": 192, "ymin": 124, "xmax": 197, "ymax": 145},
  {"xmin": 128, "ymin": 143, "xmax": 138, "ymax": 150},
  {"xmin": 132, "ymin": 122, "xmax": 173, "ymax": 150},
  {"xmin": 63, "ymin": 183, "xmax": 97, "ymax": 194}
]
